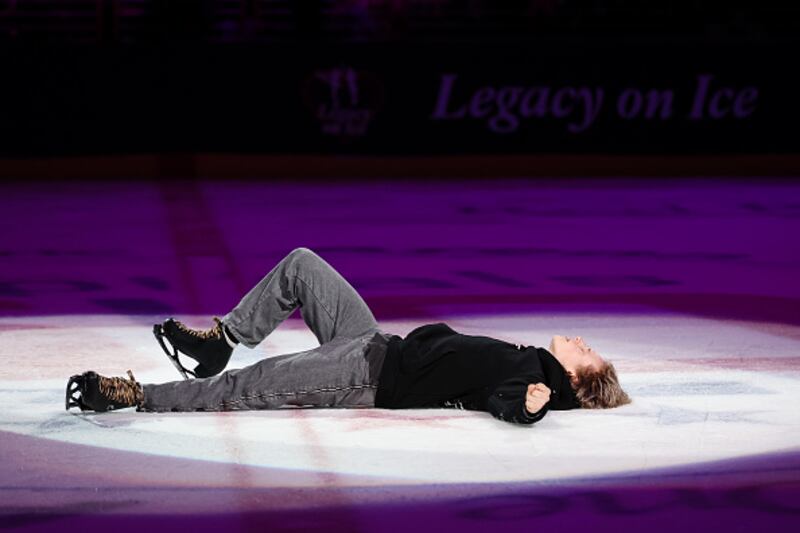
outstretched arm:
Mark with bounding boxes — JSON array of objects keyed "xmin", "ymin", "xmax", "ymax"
[{"xmin": 487, "ymin": 378, "xmax": 551, "ymax": 425}]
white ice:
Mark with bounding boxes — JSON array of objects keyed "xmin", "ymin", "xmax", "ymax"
[{"xmin": 2, "ymin": 312, "xmax": 799, "ymax": 490}]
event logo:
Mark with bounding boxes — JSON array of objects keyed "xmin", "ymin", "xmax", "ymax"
[{"xmin": 303, "ymin": 66, "xmax": 384, "ymax": 138}]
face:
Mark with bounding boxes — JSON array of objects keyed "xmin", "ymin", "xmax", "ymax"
[{"xmin": 548, "ymin": 335, "xmax": 606, "ymax": 375}]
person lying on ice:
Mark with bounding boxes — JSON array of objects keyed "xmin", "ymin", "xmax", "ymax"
[{"xmin": 66, "ymin": 247, "xmax": 631, "ymax": 424}]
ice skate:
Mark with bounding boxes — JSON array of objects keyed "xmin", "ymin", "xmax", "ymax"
[
  {"xmin": 153, "ymin": 316, "xmax": 235, "ymax": 379},
  {"xmin": 65, "ymin": 370, "xmax": 144, "ymax": 412}
]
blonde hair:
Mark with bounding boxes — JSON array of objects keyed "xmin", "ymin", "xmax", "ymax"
[{"xmin": 571, "ymin": 362, "xmax": 631, "ymax": 409}]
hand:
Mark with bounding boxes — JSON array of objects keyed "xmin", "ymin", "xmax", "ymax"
[{"xmin": 525, "ymin": 383, "xmax": 551, "ymax": 415}]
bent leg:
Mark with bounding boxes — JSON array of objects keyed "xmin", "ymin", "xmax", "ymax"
[
  {"xmin": 222, "ymin": 247, "xmax": 379, "ymax": 348},
  {"xmin": 140, "ymin": 333, "xmax": 384, "ymax": 412}
]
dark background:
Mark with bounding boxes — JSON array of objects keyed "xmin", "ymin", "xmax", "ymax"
[{"xmin": 0, "ymin": 1, "xmax": 798, "ymax": 165}]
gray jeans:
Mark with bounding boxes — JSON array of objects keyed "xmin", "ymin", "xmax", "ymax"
[{"xmin": 141, "ymin": 247, "xmax": 391, "ymax": 412}]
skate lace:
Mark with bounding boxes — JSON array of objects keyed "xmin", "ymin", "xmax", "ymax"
[
  {"xmin": 175, "ymin": 317, "xmax": 224, "ymax": 340},
  {"xmin": 98, "ymin": 370, "xmax": 144, "ymax": 406}
]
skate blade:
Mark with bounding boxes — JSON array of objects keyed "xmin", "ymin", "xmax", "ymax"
[
  {"xmin": 153, "ymin": 324, "xmax": 196, "ymax": 380},
  {"xmin": 65, "ymin": 375, "xmax": 85, "ymax": 411}
]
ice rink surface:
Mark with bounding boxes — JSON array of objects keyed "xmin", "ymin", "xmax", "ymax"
[{"xmin": 1, "ymin": 177, "xmax": 799, "ymax": 531}]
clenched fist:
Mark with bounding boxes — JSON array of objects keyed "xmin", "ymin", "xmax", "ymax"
[{"xmin": 525, "ymin": 383, "xmax": 551, "ymax": 415}]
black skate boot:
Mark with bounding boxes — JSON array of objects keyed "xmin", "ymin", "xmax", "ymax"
[
  {"xmin": 65, "ymin": 370, "xmax": 144, "ymax": 412},
  {"xmin": 152, "ymin": 316, "xmax": 235, "ymax": 379}
]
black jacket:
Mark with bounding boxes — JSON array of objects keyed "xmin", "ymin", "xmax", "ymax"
[{"xmin": 375, "ymin": 322, "xmax": 580, "ymax": 425}]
